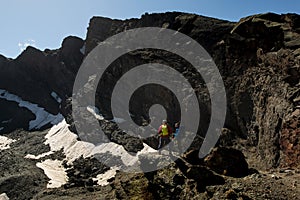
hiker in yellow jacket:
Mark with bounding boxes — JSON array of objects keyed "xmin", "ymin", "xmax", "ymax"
[{"xmin": 157, "ymin": 120, "xmax": 172, "ymax": 152}]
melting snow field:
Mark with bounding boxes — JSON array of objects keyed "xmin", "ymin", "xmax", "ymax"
[
  {"xmin": 29, "ymin": 119, "xmax": 158, "ymax": 188},
  {"xmin": 0, "ymin": 89, "xmax": 63, "ymax": 130},
  {"xmin": 93, "ymin": 167, "xmax": 118, "ymax": 186},
  {"xmin": 36, "ymin": 159, "xmax": 67, "ymax": 188},
  {"xmin": 45, "ymin": 120, "xmax": 157, "ymax": 165},
  {"xmin": 0, "ymin": 136, "xmax": 16, "ymax": 151}
]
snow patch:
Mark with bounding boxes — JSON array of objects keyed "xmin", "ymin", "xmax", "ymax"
[
  {"xmin": 0, "ymin": 193, "xmax": 9, "ymax": 200},
  {"xmin": 0, "ymin": 127, "xmax": 3, "ymax": 131},
  {"xmin": 93, "ymin": 167, "xmax": 118, "ymax": 186},
  {"xmin": 0, "ymin": 89, "xmax": 63, "ymax": 130},
  {"xmin": 0, "ymin": 136, "xmax": 16, "ymax": 150},
  {"xmin": 86, "ymin": 105, "xmax": 125, "ymax": 123},
  {"xmin": 25, "ymin": 151, "xmax": 54, "ymax": 160},
  {"xmin": 45, "ymin": 119, "xmax": 92, "ymax": 162},
  {"xmin": 46, "ymin": 119, "xmax": 157, "ymax": 166},
  {"xmin": 51, "ymin": 92, "xmax": 62, "ymax": 104},
  {"xmin": 87, "ymin": 106, "xmax": 104, "ymax": 120},
  {"xmin": 91, "ymin": 142, "xmax": 157, "ymax": 167},
  {"xmin": 36, "ymin": 159, "xmax": 67, "ymax": 188},
  {"xmin": 111, "ymin": 117, "xmax": 126, "ymax": 123}
]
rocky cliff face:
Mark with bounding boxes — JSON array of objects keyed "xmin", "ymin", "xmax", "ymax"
[
  {"xmin": 83, "ymin": 12, "xmax": 300, "ymax": 170},
  {"xmin": 0, "ymin": 12, "xmax": 299, "ymax": 199}
]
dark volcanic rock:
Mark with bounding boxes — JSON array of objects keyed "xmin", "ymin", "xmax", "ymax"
[
  {"xmin": 280, "ymin": 108, "xmax": 300, "ymax": 168},
  {"xmin": 182, "ymin": 149, "xmax": 204, "ymax": 165},
  {"xmin": 204, "ymin": 147, "xmax": 249, "ymax": 177},
  {"xmin": 185, "ymin": 166, "xmax": 225, "ymax": 189},
  {"xmin": 174, "ymin": 157, "xmax": 225, "ymax": 192},
  {"xmin": 0, "ymin": 98, "xmax": 35, "ymax": 133},
  {"xmin": 110, "ymin": 129, "xmax": 144, "ymax": 152},
  {"xmin": 63, "ymin": 156, "xmax": 109, "ymax": 188}
]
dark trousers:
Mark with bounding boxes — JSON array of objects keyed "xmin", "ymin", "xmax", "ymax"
[{"xmin": 158, "ymin": 137, "xmax": 170, "ymax": 150}]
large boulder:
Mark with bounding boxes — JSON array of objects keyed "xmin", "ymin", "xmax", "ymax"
[{"xmin": 204, "ymin": 147, "xmax": 249, "ymax": 177}]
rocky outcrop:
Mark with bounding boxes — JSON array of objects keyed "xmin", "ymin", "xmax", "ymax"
[
  {"xmin": 204, "ymin": 147, "xmax": 249, "ymax": 177},
  {"xmin": 63, "ymin": 156, "xmax": 109, "ymax": 189},
  {"xmin": 225, "ymin": 13, "xmax": 300, "ymax": 169}
]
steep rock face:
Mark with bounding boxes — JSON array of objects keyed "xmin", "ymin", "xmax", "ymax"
[
  {"xmin": 83, "ymin": 12, "xmax": 300, "ymax": 169},
  {"xmin": 73, "ymin": 12, "xmax": 235, "ymax": 154},
  {"xmin": 225, "ymin": 14, "xmax": 300, "ymax": 169}
]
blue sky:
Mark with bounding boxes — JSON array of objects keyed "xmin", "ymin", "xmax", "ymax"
[{"xmin": 0, "ymin": 0, "xmax": 299, "ymax": 58}]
